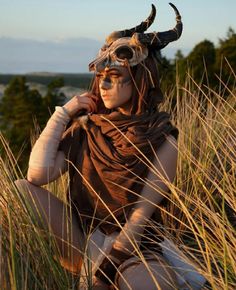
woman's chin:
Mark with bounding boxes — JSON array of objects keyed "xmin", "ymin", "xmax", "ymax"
[{"xmin": 103, "ymin": 102, "xmax": 115, "ymax": 110}]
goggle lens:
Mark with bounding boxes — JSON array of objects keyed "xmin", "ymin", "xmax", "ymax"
[{"xmin": 115, "ymin": 46, "xmax": 134, "ymax": 60}]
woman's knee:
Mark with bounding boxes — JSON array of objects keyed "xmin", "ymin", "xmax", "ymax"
[
  {"xmin": 14, "ymin": 179, "xmax": 84, "ymax": 274},
  {"xmin": 116, "ymin": 255, "xmax": 178, "ymax": 290},
  {"xmin": 14, "ymin": 179, "xmax": 36, "ymax": 205},
  {"xmin": 14, "ymin": 178, "xmax": 51, "ymax": 225},
  {"xmin": 14, "ymin": 179, "xmax": 40, "ymax": 194},
  {"xmin": 14, "ymin": 178, "xmax": 29, "ymax": 189},
  {"xmin": 14, "ymin": 179, "xmax": 42, "ymax": 207}
]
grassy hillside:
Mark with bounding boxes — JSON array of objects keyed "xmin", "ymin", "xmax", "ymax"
[{"xmin": 0, "ymin": 69, "xmax": 235, "ymax": 289}]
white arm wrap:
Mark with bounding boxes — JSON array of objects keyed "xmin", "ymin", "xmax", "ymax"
[{"xmin": 28, "ymin": 106, "xmax": 70, "ymax": 169}]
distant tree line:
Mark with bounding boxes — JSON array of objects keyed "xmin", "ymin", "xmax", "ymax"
[
  {"xmin": 0, "ymin": 73, "xmax": 93, "ymax": 88},
  {"xmin": 0, "ymin": 28, "xmax": 235, "ymax": 172},
  {"xmin": 157, "ymin": 28, "xmax": 235, "ymax": 93}
]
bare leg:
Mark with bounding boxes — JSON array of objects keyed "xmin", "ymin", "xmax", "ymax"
[
  {"xmin": 117, "ymin": 254, "xmax": 179, "ymax": 290},
  {"xmin": 14, "ymin": 179, "xmax": 84, "ymax": 274}
]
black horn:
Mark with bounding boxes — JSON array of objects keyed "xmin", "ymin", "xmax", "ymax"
[
  {"xmin": 106, "ymin": 4, "xmax": 156, "ymax": 45},
  {"xmin": 132, "ymin": 2, "xmax": 183, "ymax": 49}
]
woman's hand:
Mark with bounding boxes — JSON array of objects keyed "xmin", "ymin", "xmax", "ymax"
[
  {"xmin": 92, "ymin": 276, "xmax": 110, "ymax": 290},
  {"xmin": 63, "ymin": 92, "xmax": 98, "ymax": 118},
  {"xmin": 95, "ymin": 246, "xmax": 133, "ymax": 286}
]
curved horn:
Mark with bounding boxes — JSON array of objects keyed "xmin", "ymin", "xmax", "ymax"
[
  {"xmin": 132, "ymin": 2, "xmax": 183, "ymax": 49},
  {"xmin": 106, "ymin": 4, "xmax": 156, "ymax": 45}
]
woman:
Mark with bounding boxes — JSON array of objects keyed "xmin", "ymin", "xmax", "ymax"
[{"xmin": 16, "ymin": 3, "xmax": 184, "ymax": 289}]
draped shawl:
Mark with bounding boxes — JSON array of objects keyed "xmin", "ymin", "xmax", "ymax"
[{"xmin": 59, "ymin": 110, "xmax": 178, "ymax": 234}]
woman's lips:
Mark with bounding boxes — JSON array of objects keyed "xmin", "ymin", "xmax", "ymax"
[{"xmin": 102, "ymin": 95, "xmax": 110, "ymax": 100}]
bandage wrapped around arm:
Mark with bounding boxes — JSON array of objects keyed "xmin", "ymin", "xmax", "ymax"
[{"xmin": 27, "ymin": 106, "xmax": 70, "ymax": 185}]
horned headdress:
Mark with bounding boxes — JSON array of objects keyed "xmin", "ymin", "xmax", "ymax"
[{"xmin": 89, "ymin": 3, "xmax": 183, "ymax": 72}]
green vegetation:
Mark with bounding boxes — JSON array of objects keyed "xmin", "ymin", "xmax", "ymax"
[
  {"xmin": 0, "ymin": 73, "xmax": 93, "ymax": 88},
  {"xmin": 0, "ymin": 72, "xmax": 93, "ymax": 171},
  {"xmin": 0, "ymin": 76, "xmax": 66, "ymax": 172},
  {"xmin": 159, "ymin": 27, "xmax": 236, "ymax": 95}
]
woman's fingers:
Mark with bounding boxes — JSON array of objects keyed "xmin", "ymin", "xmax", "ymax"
[
  {"xmin": 77, "ymin": 96, "xmax": 97, "ymax": 113},
  {"xmin": 92, "ymin": 277, "xmax": 110, "ymax": 290},
  {"xmin": 79, "ymin": 92, "xmax": 98, "ymax": 112},
  {"xmin": 63, "ymin": 92, "xmax": 98, "ymax": 117}
]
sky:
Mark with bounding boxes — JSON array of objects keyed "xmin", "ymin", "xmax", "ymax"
[{"xmin": 0, "ymin": 0, "xmax": 235, "ymax": 74}]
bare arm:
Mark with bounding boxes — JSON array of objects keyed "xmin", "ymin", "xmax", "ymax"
[
  {"xmin": 95, "ymin": 135, "xmax": 178, "ymax": 284},
  {"xmin": 113, "ymin": 135, "xmax": 178, "ymax": 254},
  {"xmin": 27, "ymin": 92, "xmax": 98, "ymax": 186}
]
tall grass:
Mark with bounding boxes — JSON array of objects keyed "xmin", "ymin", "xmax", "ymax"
[{"xmin": 0, "ymin": 69, "xmax": 235, "ymax": 289}]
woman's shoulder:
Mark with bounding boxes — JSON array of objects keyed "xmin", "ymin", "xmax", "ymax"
[
  {"xmin": 154, "ymin": 134, "xmax": 178, "ymax": 163},
  {"xmin": 165, "ymin": 134, "xmax": 178, "ymax": 147},
  {"xmin": 144, "ymin": 134, "xmax": 178, "ymax": 191},
  {"xmin": 161, "ymin": 134, "xmax": 178, "ymax": 149}
]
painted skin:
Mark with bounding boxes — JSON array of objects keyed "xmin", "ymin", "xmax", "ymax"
[{"xmin": 97, "ymin": 66, "xmax": 133, "ymax": 114}]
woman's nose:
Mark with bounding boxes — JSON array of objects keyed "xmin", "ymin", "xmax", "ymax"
[{"xmin": 100, "ymin": 79, "xmax": 112, "ymax": 90}]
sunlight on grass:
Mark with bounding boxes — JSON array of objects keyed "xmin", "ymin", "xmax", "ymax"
[{"xmin": 0, "ymin": 68, "xmax": 235, "ymax": 289}]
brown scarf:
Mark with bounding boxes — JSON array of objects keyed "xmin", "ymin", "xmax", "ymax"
[{"xmin": 59, "ymin": 110, "xmax": 178, "ymax": 234}]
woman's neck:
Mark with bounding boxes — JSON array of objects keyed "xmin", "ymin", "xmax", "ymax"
[{"xmin": 117, "ymin": 100, "xmax": 132, "ymax": 115}]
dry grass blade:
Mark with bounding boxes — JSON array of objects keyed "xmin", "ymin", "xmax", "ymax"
[{"xmin": 0, "ymin": 69, "xmax": 235, "ymax": 289}]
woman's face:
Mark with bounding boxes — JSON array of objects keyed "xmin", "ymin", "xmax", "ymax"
[{"xmin": 97, "ymin": 66, "xmax": 133, "ymax": 114}]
